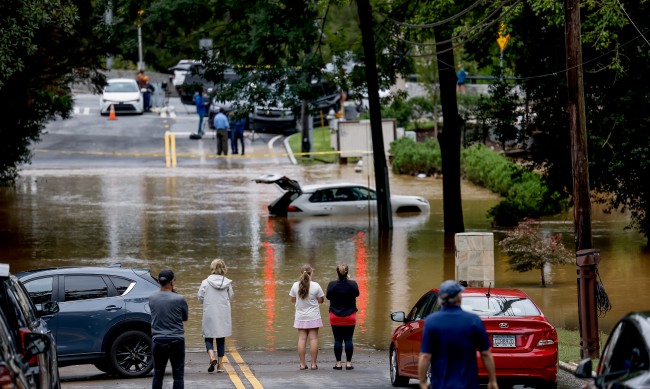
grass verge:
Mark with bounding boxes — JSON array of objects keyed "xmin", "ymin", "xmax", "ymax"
[
  {"xmin": 288, "ymin": 126, "xmax": 338, "ymax": 164},
  {"xmin": 557, "ymin": 328, "xmax": 607, "ymax": 368}
]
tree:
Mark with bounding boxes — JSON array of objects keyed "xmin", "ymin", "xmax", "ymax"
[
  {"xmin": 499, "ymin": 219, "xmax": 574, "ymax": 287},
  {"xmin": 0, "ymin": 0, "xmax": 111, "ymax": 185}
]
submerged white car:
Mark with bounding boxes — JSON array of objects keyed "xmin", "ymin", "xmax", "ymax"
[
  {"xmin": 99, "ymin": 78, "xmax": 144, "ymax": 115},
  {"xmin": 255, "ymin": 174, "xmax": 431, "ymax": 217}
]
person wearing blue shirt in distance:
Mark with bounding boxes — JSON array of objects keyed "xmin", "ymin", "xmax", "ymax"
[
  {"xmin": 214, "ymin": 108, "xmax": 230, "ymax": 156},
  {"xmin": 191, "ymin": 89, "xmax": 207, "ymax": 139},
  {"xmin": 418, "ymin": 280, "xmax": 498, "ymax": 389},
  {"xmin": 456, "ymin": 64, "xmax": 468, "ymax": 94},
  {"xmin": 230, "ymin": 111, "xmax": 247, "ymax": 155}
]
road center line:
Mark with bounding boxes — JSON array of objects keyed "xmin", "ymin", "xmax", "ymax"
[
  {"xmin": 228, "ymin": 344, "xmax": 264, "ymax": 389},
  {"xmin": 223, "ymin": 354, "xmax": 247, "ymax": 389}
]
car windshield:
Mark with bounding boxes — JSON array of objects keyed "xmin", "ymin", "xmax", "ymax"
[
  {"xmin": 105, "ymin": 82, "xmax": 139, "ymax": 93},
  {"xmin": 461, "ymin": 296, "xmax": 541, "ymax": 317}
]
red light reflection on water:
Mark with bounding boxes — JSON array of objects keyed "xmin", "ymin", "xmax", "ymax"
[
  {"xmin": 353, "ymin": 231, "xmax": 368, "ymax": 333},
  {"xmin": 262, "ymin": 219, "xmax": 276, "ymax": 350}
]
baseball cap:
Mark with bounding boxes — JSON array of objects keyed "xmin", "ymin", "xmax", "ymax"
[
  {"xmin": 439, "ymin": 280, "xmax": 464, "ymax": 301},
  {"xmin": 158, "ymin": 269, "xmax": 175, "ymax": 286}
]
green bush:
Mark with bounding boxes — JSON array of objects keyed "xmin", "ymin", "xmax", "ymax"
[
  {"xmin": 389, "ymin": 137, "xmax": 441, "ymax": 176},
  {"xmin": 460, "ymin": 144, "xmax": 566, "ymax": 225}
]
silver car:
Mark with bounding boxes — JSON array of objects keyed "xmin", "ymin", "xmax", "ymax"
[{"xmin": 255, "ymin": 174, "xmax": 430, "ymax": 217}]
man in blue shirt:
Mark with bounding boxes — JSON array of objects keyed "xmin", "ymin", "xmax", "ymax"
[
  {"xmin": 213, "ymin": 108, "xmax": 230, "ymax": 156},
  {"xmin": 457, "ymin": 64, "xmax": 468, "ymax": 94},
  {"xmin": 418, "ymin": 280, "xmax": 498, "ymax": 389}
]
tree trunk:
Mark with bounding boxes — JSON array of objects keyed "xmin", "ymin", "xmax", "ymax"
[
  {"xmin": 434, "ymin": 27, "xmax": 464, "ymax": 234},
  {"xmin": 541, "ymin": 265, "xmax": 546, "ymax": 287}
]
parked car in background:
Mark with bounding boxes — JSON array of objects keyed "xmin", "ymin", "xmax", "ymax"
[
  {"xmin": 575, "ymin": 311, "xmax": 650, "ymax": 388},
  {"xmin": 255, "ymin": 174, "xmax": 430, "ymax": 217},
  {"xmin": 0, "ymin": 264, "xmax": 59, "ymax": 389},
  {"xmin": 99, "ymin": 79, "xmax": 144, "ymax": 115},
  {"xmin": 168, "ymin": 59, "xmax": 200, "ymax": 89},
  {"xmin": 16, "ymin": 265, "xmax": 160, "ymax": 378},
  {"xmin": 389, "ymin": 287, "xmax": 558, "ymax": 388}
]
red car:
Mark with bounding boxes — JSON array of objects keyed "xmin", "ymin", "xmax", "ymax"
[{"xmin": 389, "ymin": 287, "xmax": 558, "ymax": 389}]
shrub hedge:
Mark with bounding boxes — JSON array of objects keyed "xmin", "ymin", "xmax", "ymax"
[{"xmin": 390, "ymin": 139, "xmax": 566, "ymax": 225}]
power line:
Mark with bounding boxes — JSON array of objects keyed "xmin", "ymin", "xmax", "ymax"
[
  {"xmin": 376, "ymin": 0, "xmax": 488, "ymax": 29},
  {"xmin": 382, "ymin": 0, "xmax": 519, "ymax": 48},
  {"xmin": 614, "ymin": 0, "xmax": 650, "ymax": 46}
]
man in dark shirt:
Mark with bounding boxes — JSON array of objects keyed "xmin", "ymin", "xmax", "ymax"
[
  {"xmin": 418, "ymin": 280, "xmax": 498, "ymax": 389},
  {"xmin": 149, "ymin": 269, "xmax": 188, "ymax": 389}
]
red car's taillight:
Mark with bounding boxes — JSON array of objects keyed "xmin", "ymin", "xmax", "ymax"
[
  {"xmin": 18, "ymin": 328, "xmax": 39, "ymax": 366},
  {"xmin": 286, "ymin": 206, "xmax": 302, "ymax": 212},
  {"xmin": 0, "ymin": 363, "xmax": 16, "ymax": 388},
  {"xmin": 536, "ymin": 328, "xmax": 558, "ymax": 347}
]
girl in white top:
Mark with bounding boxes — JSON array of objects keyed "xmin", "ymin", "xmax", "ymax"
[{"xmin": 289, "ymin": 264, "xmax": 324, "ymax": 370}]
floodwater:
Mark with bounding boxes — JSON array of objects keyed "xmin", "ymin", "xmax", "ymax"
[{"xmin": 0, "ymin": 164, "xmax": 648, "ymax": 352}]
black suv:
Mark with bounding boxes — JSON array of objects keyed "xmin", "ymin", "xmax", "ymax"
[
  {"xmin": 0, "ymin": 264, "xmax": 59, "ymax": 389},
  {"xmin": 16, "ymin": 265, "xmax": 160, "ymax": 378}
]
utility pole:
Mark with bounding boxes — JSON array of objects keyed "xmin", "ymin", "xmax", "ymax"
[
  {"xmin": 356, "ymin": 0, "xmax": 393, "ymax": 230},
  {"xmin": 137, "ymin": 9, "xmax": 145, "ymax": 70},
  {"xmin": 565, "ymin": 0, "xmax": 599, "ymax": 359}
]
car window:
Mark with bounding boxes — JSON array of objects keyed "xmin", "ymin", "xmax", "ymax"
[
  {"xmin": 461, "ymin": 296, "xmax": 540, "ymax": 317},
  {"xmin": 407, "ymin": 292, "xmax": 437, "ymax": 321},
  {"xmin": 333, "ymin": 187, "xmax": 356, "ymax": 201},
  {"xmin": 105, "ymin": 82, "xmax": 139, "ymax": 93},
  {"xmin": 109, "ymin": 276, "xmax": 135, "ymax": 296},
  {"xmin": 599, "ymin": 320, "xmax": 649, "ymax": 375},
  {"xmin": 23, "ymin": 277, "xmax": 53, "ymax": 305},
  {"xmin": 350, "ymin": 187, "xmax": 372, "ymax": 201},
  {"xmin": 7, "ymin": 278, "xmax": 37, "ymax": 325},
  {"xmin": 310, "ymin": 189, "xmax": 335, "ymax": 203},
  {"xmin": 0, "ymin": 312, "xmax": 18, "ymax": 357},
  {"xmin": 64, "ymin": 276, "xmax": 108, "ymax": 302},
  {"xmin": 3, "ymin": 284, "xmax": 28, "ymax": 328}
]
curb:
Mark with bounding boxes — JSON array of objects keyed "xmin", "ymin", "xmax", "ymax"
[{"xmin": 558, "ymin": 360, "xmax": 578, "ymax": 374}]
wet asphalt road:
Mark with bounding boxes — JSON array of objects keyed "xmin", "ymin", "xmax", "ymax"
[{"xmin": 59, "ymin": 349, "xmax": 589, "ymax": 389}]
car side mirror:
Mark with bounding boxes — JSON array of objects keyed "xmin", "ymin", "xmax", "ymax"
[
  {"xmin": 575, "ymin": 358, "xmax": 593, "ymax": 378},
  {"xmin": 37, "ymin": 301, "xmax": 59, "ymax": 317},
  {"xmin": 23, "ymin": 332, "xmax": 51, "ymax": 361},
  {"xmin": 391, "ymin": 311, "xmax": 406, "ymax": 323}
]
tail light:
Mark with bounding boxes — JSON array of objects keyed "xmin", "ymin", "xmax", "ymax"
[
  {"xmin": 0, "ymin": 363, "xmax": 16, "ymax": 388},
  {"xmin": 18, "ymin": 328, "xmax": 38, "ymax": 366},
  {"xmin": 286, "ymin": 206, "xmax": 302, "ymax": 212},
  {"xmin": 536, "ymin": 328, "xmax": 558, "ymax": 347}
]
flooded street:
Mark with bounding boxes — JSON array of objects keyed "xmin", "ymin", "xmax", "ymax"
[{"xmin": 2, "ymin": 162, "xmax": 648, "ymax": 353}]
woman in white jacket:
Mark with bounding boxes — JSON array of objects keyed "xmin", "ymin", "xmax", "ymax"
[{"xmin": 198, "ymin": 258, "xmax": 234, "ymax": 373}]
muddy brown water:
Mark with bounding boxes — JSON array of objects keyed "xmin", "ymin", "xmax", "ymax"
[{"xmin": 1, "ymin": 164, "xmax": 648, "ymax": 352}]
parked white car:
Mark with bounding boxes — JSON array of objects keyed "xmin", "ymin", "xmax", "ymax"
[
  {"xmin": 168, "ymin": 59, "xmax": 200, "ymax": 87},
  {"xmin": 99, "ymin": 78, "xmax": 144, "ymax": 115},
  {"xmin": 255, "ymin": 174, "xmax": 430, "ymax": 217}
]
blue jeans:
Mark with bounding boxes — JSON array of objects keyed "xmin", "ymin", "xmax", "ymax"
[
  {"xmin": 197, "ymin": 111, "xmax": 205, "ymax": 135},
  {"xmin": 152, "ymin": 338, "xmax": 185, "ymax": 389},
  {"xmin": 204, "ymin": 337, "xmax": 225, "ymax": 357}
]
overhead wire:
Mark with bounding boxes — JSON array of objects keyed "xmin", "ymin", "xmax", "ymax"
[
  {"xmin": 374, "ymin": 0, "xmax": 649, "ymax": 82},
  {"xmin": 614, "ymin": 0, "xmax": 650, "ymax": 46},
  {"xmin": 376, "ymin": 0, "xmax": 487, "ymax": 29}
]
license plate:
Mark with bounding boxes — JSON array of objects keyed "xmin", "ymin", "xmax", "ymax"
[{"xmin": 492, "ymin": 334, "xmax": 516, "ymax": 348}]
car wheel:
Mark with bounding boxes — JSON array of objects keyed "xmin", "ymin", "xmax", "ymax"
[
  {"xmin": 390, "ymin": 345, "xmax": 409, "ymax": 387},
  {"xmin": 109, "ymin": 330, "xmax": 153, "ymax": 378}
]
